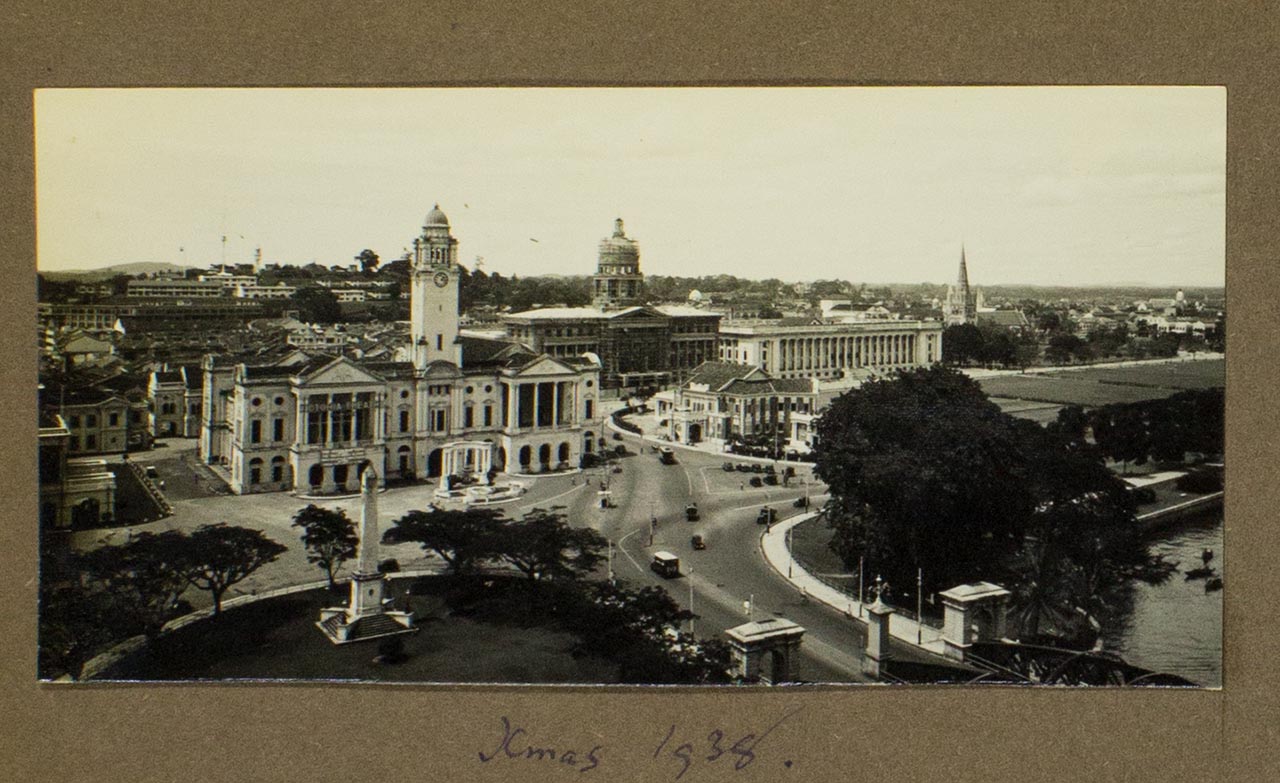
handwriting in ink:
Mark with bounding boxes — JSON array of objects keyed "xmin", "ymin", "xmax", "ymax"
[
  {"xmin": 477, "ymin": 715, "xmax": 602, "ymax": 773},
  {"xmin": 654, "ymin": 706, "xmax": 802, "ymax": 780}
]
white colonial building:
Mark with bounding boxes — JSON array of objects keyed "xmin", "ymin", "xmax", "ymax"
[{"xmin": 199, "ymin": 205, "xmax": 604, "ymax": 495}]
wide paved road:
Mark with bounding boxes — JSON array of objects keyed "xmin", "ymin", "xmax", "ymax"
[{"xmin": 557, "ymin": 427, "xmax": 873, "ymax": 683}]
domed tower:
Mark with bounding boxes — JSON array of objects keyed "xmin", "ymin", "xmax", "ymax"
[
  {"xmin": 592, "ymin": 218, "xmax": 644, "ymax": 310},
  {"xmin": 409, "ymin": 204, "xmax": 462, "ymax": 369}
]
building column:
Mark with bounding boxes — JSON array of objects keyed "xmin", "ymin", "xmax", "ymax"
[{"xmin": 532, "ymin": 383, "xmax": 541, "ymax": 430}]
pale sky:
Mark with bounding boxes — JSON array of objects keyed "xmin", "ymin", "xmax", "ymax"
[{"xmin": 34, "ymin": 87, "xmax": 1225, "ymax": 287}]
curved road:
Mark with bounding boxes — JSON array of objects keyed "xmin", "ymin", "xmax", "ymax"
[{"xmin": 555, "ymin": 427, "xmax": 873, "ymax": 683}]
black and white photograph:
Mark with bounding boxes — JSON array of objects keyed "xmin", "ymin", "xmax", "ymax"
[{"xmin": 35, "ymin": 86, "xmax": 1225, "ymax": 687}]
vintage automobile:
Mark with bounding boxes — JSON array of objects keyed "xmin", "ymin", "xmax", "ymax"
[
  {"xmin": 722, "ymin": 462, "xmax": 736, "ymax": 472},
  {"xmin": 690, "ymin": 534, "xmax": 706, "ymax": 550},
  {"xmin": 685, "ymin": 503, "xmax": 699, "ymax": 521},
  {"xmin": 651, "ymin": 551, "xmax": 680, "ymax": 578},
  {"xmin": 659, "ymin": 447, "xmax": 676, "ymax": 464},
  {"xmin": 756, "ymin": 506, "xmax": 777, "ymax": 525}
]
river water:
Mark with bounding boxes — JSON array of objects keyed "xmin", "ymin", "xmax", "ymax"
[{"xmin": 1101, "ymin": 510, "xmax": 1223, "ymax": 687}]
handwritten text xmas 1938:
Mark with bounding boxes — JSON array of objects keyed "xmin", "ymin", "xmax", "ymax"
[{"xmin": 477, "ymin": 707, "xmax": 803, "ymax": 779}]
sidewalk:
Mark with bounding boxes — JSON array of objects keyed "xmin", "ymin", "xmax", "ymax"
[{"xmin": 760, "ymin": 512, "xmax": 947, "ymax": 656}]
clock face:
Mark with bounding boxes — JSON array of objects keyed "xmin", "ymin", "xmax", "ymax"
[{"xmin": 432, "ymin": 271, "xmax": 449, "ymax": 288}]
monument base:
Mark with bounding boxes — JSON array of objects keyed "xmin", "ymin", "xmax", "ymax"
[{"xmin": 316, "ymin": 608, "xmax": 418, "ymax": 645}]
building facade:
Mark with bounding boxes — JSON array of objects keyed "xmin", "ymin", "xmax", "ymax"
[
  {"xmin": 504, "ymin": 218, "xmax": 721, "ymax": 392},
  {"xmin": 656, "ymin": 362, "xmax": 816, "ymax": 445},
  {"xmin": 148, "ymin": 365, "xmax": 204, "ymax": 438},
  {"xmin": 717, "ymin": 318, "xmax": 943, "ymax": 380},
  {"xmin": 200, "ymin": 205, "xmax": 605, "ymax": 495}
]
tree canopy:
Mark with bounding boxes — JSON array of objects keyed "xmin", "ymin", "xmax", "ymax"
[
  {"xmin": 493, "ymin": 507, "xmax": 607, "ymax": 582},
  {"xmin": 382, "ymin": 507, "xmax": 506, "ymax": 575},
  {"xmin": 181, "ymin": 524, "xmax": 289, "ymax": 615},
  {"xmin": 812, "ymin": 365, "xmax": 1164, "ymax": 642},
  {"xmin": 291, "ymin": 505, "xmax": 358, "ymax": 588}
]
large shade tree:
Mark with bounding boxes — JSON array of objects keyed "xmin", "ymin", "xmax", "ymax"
[
  {"xmin": 382, "ymin": 507, "xmax": 505, "ymax": 575},
  {"xmin": 181, "ymin": 524, "xmax": 288, "ymax": 616},
  {"xmin": 813, "ymin": 365, "xmax": 1165, "ymax": 638},
  {"xmin": 291, "ymin": 505, "xmax": 359, "ymax": 589},
  {"xmin": 494, "ymin": 508, "xmax": 607, "ymax": 582}
]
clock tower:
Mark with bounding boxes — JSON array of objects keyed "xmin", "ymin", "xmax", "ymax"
[{"xmin": 410, "ymin": 204, "xmax": 463, "ymax": 370}]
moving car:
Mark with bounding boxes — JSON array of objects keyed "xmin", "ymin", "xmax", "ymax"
[
  {"xmin": 651, "ymin": 551, "xmax": 680, "ymax": 578},
  {"xmin": 659, "ymin": 447, "xmax": 676, "ymax": 464},
  {"xmin": 756, "ymin": 506, "xmax": 777, "ymax": 525},
  {"xmin": 690, "ymin": 534, "xmax": 706, "ymax": 550},
  {"xmin": 685, "ymin": 502, "xmax": 699, "ymax": 521}
]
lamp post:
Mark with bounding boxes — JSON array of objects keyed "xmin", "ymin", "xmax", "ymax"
[
  {"xmin": 688, "ymin": 566, "xmax": 695, "ymax": 637},
  {"xmin": 858, "ymin": 556, "xmax": 864, "ymax": 619},
  {"xmin": 917, "ymin": 567, "xmax": 923, "ymax": 644}
]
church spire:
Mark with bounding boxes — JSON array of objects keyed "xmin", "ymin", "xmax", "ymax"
[{"xmin": 957, "ymin": 245, "xmax": 970, "ymax": 290}]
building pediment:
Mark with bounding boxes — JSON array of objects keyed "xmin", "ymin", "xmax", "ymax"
[
  {"xmin": 294, "ymin": 356, "xmax": 386, "ymax": 387},
  {"xmin": 606, "ymin": 305, "xmax": 667, "ymax": 322},
  {"xmin": 509, "ymin": 355, "xmax": 579, "ymax": 378}
]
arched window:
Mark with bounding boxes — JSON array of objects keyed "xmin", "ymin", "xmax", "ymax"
[
  {"xmin": 518, "ymin": 445, "xmax": 531, "ymax": 468},
  {"xmin": 558, "ymin": 442, "xmax": 570, "ymax": 464},
  {"xmin": 538, "ymin": 443, "xmax": 551, "ymax": 468},
  {"xmin": 271, "ymin": 455, "xmax": 285, "ymax": 483},
  {"xmin": 309, "ymin": 463, "xmax": 323, "ymax": 488},
  {"xmin": 249, "ymin": 457, "xmax": 263, "ymax": 485}
]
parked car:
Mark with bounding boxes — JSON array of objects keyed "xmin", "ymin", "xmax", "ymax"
[
  {"xmin": 794, "ymin": 496, "xmax": 810, "ymax": 509},
  {"xmin": 749, "ymin": 476, "xmax": 763, "ymax": 487},
  {"xmin": 735, "ymin": 463, "xmax": 752, "ymax": 472},
  {"xmin": 750, "ymin": 464, "xmax": 764, "ymax": 473},
  {"xmin": 690, "ymin": 535, "xmax": 706, "ymax": 550},
  {"xmin": 659, "ymin": 447, "xmax": 676, "ymax": 464},
  {"xmin": 763, "ymin": 474, "xmax": 779, "ymax": 485},
  {"xmin": 764, "ymin": 465, "xmax": 776, "ymax": 474},
  {"xmin": 756, "ymin": 506, "xmax": 777, "ymax": 525},
  {"xmin": 722, "ymin": 462, "xmax": 735, "ymax": 472},
  {"xmin": 144, "ymin": 465, "xmax": 159, "ymax": 479}
]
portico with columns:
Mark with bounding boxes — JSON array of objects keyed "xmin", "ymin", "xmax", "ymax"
[{"xmin": 718, "ymin": 319, "xmax": 943, "ymax": 380}]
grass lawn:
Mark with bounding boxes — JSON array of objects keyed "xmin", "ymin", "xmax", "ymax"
[
  {"xmin": 977, "ymin": 358, "xmax": 1224, "ymax": 409},
  {"xmin": 98, "ymin": 578, "xmax": 620, "ymax": 683}
]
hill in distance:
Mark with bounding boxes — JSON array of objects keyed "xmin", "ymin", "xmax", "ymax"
[{"xmin": 40, "ymin": 262, "xmax": 200, "ymax": 280}]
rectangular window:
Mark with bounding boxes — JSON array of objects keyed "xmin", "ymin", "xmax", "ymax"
[
  {"xmin": 131, "ymin": 411, "xmax": 141, "ymax": 424},
  {"xmin": 273, "ymin": 418, "xmax": 284, "ymax": 441},
  {"xmin": 585, "ymin": 399, "xmax": 594, "ymax": 420},
  {"xmin": 436, "ymin": 334, "xmax": 443, "ymax": 351},
  {"xmin": 108, "ymin": 413, "xmax": 119, "ymax": 426},
  {"xmin": 399, "ymin": 410, "xmax": 410, "ymax": 432},
  {"xmin": 69, "ymin": 415, "xmax": 81, "ymax": 428},
  {"xmin": 271, "ymin": 464, "xmax": 283, "ymax": 482},
  {"xmin": 86, "ymin": 434, "xmax": 97, "ymax": 450},
  {"xmin": 464, "ymin": 406, "xmax": 474, "ymax": 428},
  {"xmin": 431, "ymin": 409, "xmax": 446, "ymax": 432},
  {"xmin": 86, "ymin": 415, "xmax": 97, "ymax": 427},
  {"xmin": 307, "ymin": 399, "xmax": 325, "ymax": 444},
  {"xmin": 250, "ymin": 419, "xmax": 262, "ymax": 444},
  {"xmin": 483, "ymin": 405, "xmax": 493, "ymax": 427}
]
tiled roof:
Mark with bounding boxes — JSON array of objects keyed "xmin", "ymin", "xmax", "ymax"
[
  {"xmin": 720, "ymin": 377, "xmax": 813, "ymax": 396},
  {"xmin": 506, "ymin": 307, "xmax": 605, "ymax": 320},
  {"xmin": 684, "ymin": 361, "xmax": 760, "ymax": 389},
  {"xmin": 653, "ymin": 305, "xmax": 721, "ymax": 318}
]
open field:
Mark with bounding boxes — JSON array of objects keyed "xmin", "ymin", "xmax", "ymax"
[{"xmin": 979, "ymin": 358, "xmax": 1224, "ymax": 409}]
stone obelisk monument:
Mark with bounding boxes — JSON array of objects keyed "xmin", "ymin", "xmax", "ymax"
[{"xmin": 317, "ymin": 467, "xmax": 417, "ymax": 644}]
